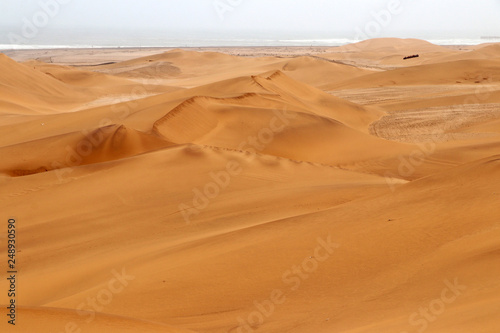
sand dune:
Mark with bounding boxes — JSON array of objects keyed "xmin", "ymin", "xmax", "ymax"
[
  {"xmin": 24, "ymin": 60, "xmax": 137, "ymax": 88},
  {"xmin": 0, "ymin": 54, "xmax": 84, "ymax": 98},
  {"xmin": 0, "ymin": 54, "xmax": 176, "ymax": 115},
  {"xmin": 323, "ymin": 38, "xmax": 456, "ymax": 69},
  {"xmin": 327, "ymin": 59, "xmax": 500, "ymax": 89},
  {"xmin": 92, "ymin": 49, "xmax": 374, "ymax": 89},
  {"xmin": 0, "ymin": 54, "xmax": 89, "ymax": 113},
  {"xmin": 332, "ymin": 37, "xmax": 452, "ymax": 54},
  {"xmin": 152, "ymin": 93, "xmax": 406, "ymax": 166},
  {"xmin": 277, "ymin": 56, "xmax": 374, "ymax": 87},
  {"xmin": 1, "ymin": 40, "xmax": 500, "ymax": 333},
  {"xmin": 3, "ymin": 146, "xmax": 496, "ymax": 332},
  {"xmin": 149, "ymin": 70, "xmax": 406, "ymax": 165},
  {"xmin": 92, "ymin": 49, "xmax": 280, "ymax": 84},
  {"xmin": 0, "ymin": 124, "xmax": 173, "ymax": 177},
  {"xmin": 422, "ymin": 43, "xmax": 500, "ymax": 64}
]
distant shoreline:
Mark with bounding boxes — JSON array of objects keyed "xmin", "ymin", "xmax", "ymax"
[
  {"xmin": 1, "ymin": 37, "xmax": 496, "ymax": 52},
  {"xmin": 2, "ymin": 46, "xmax": 335, "ymax": 64},
  {"xmin": 2, "ymin": 43, "xmax": 493, "ymax": 64},
  {"xmin": 0, "ymin": 43, "xmax": 487, "ymax": 52}
]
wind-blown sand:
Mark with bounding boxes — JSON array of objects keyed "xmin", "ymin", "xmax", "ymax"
[{"xmin": 1, "ymin": 38, "xmax": 500, "ymax": 333}]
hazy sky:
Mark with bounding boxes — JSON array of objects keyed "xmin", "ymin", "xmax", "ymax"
[{"xmin": 1, "ymin": 0, "xmax": 499, "ymax": 45}]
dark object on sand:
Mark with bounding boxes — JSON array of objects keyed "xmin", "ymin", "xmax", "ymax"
[{"xmin": 403, "ymin": 54, "xmax": 419, "ymax": 60}]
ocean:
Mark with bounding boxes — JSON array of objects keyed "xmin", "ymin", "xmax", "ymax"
[{"xmin": 0, "ymin": 29, "xmax": 497, "ymax": 50}]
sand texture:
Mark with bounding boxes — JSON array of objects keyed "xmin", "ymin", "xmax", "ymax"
[{"xmin": 1, "ymin": 38, "xmax": 500, "ymax": 332}]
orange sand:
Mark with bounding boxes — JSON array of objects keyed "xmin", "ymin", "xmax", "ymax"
[{"xmin": 1, "ymin": 38, "xmax": 500, "ymax": 333}]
